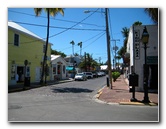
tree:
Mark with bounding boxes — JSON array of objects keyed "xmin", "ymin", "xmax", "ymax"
[
  {"xmin": 78, "ymin": 52, "xmax": 99, "ymax": 71},
  {"xmin": 121, "ymin": 27, "xmax": 129, "ymax": 39},
  {"xmin": 51, "ymin": 49, "xmax": 66, "ymax": 58},
  {"xmin": 70, "ymin": 40, "xmax": 75, "ymax": 56},
  {"xmin": 133, "ymin": 21, "xmax": 142, "ymax": 26},
  {"xmin": 34, "ymin": 8, "xmax": 64, "ymax": 84},
  {"xmin": 144, "ymin": 8, "xmax": 158, "ymax": 24},
  {"xmin": 77, "ymin": 42, "xmax": 82, "ymax": 56}
]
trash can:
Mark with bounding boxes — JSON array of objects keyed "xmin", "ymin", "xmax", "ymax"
[{"xmin": 24, "ymin": 77, "xmax": 30, "ymax": 86}]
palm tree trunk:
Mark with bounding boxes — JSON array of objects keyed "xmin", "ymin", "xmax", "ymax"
[{"xmin": 40, "ymin": 9, "xmax": 50, "ymax": 84}]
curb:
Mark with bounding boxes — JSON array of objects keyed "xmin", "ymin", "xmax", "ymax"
[
  {"xmin": 8, "ymin": 79, "xmax": 74, "ymax": 93},
  {"xmin": 119, "ymin": 102, "xmax": 158, "ymax": 106},
  {"xmin": 96, "ymin": 86, "xmax": 106, "ymax": 99},
  {"xmin": 95, "ymin": 86, "xmax": 158, "ymax": 106}
]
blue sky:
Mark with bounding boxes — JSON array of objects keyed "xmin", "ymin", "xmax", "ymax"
[{"xmin": 8, "ymin": 8, "xmax": 154, "ymax": 64}]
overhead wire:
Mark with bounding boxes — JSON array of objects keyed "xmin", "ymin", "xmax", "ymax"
[
  {"xmin": 11, "ymin": 21, "xmax": 105, "ymax": 31},
  {"xmin": 8, "ymin": 8, "xmax": 102, "ymax": 45},
  {"xmin": 8, "ymin": 9, "xmax": 105, "ymax": 28}
]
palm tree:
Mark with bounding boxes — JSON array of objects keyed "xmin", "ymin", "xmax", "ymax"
[
  {"xmin": 34, "ymin": 8, "xmax": 64, "ymax": 84},
  {"xmin": 144, "ymin": 8, "xmax": 158, "ymax": 24},
  {"xmin": 121, "ymin": 27, "xmax": 129, "ymax": 52},
  {"xmin": 77, "ymin": 42, "xmax": 82, "ymax": 56},
  {"xmin": 70, "ymin": 40, "xmax": 75, "ymax": 56}
]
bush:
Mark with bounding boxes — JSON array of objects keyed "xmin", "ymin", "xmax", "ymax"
[{"xmin": 112, "ymin": 71, "xmax": 120, "ymax": 82}]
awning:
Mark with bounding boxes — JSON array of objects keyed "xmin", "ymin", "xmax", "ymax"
[{"xmin": 66, "ymin": 66, "xmax": 74, "ymax": 71}]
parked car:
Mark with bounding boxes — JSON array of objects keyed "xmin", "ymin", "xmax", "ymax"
[
  {"xmin": 97, "ymin": 72, "xmax": 102, "ymax": 77},
  {"xmin": 74, "ymin": 73, "xmax": 87, "ymax": 81},
  {"xmin": 82, "ymin": 72, "xmax": 93, "ymax": 79},
  {"xmin": 92, "ymin": 71, "xmax": 98, "ymax": 78}
]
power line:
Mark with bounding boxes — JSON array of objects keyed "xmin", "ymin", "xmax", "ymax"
[
  {"xmin": 57, "ymin": 31, "xmax": 105, "ymax": 52},
  {"xmin": 8, "ymin": 8, "xmax": 101, "ymax": 45},
  {"xmin": 75, "ymin": 32, "xmax": 105, "ymax": 53},
  {"xmin": 8, "ymin": 9, "xmax": 105, "ymax": 28},
  {"xmin": 11, "ymin": 21, "xmax": 105, "ymax": 31}
]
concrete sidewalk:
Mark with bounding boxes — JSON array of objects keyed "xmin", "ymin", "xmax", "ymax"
[
  {"xmin": 8, "ymin": 78, "xmax": 74, "ymax": 93},
  {"xmin": 97, "ymin": 75, "xmax": 158, "ymax": 106}
]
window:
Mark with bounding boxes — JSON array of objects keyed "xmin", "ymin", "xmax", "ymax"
[
  {"xmin": 14, "ymin": 34, "xmax": 19, "ymax": 46},
  {"xmin": 53, "ymin": 64, "xmax": 56, "ymax": 74},
  {"xmin": 43, "ymin": 44, "xmax": 46, "ymax": 53},
  {"xmin": 63, "ymin": 65, "xmax": 66, "ymax": 74}
]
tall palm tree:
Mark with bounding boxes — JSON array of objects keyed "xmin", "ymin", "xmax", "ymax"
[
  {"xmin": 77, "ymin": 42, "xmax": 82, "ymax": 56},
  {"xmin": 144, "ymin": 8, "xmax": 158, "ymax": 24},
  {"xmin": 121, "ymin": 27, "xmax": 129, "ymax": 52},
  {"xmin": 34, "ymin": 8, "xmax": 64, "ymax": 84},
  {"xmin": 70, "ymin": 40, "xmax": 75, "ymax": 56}
]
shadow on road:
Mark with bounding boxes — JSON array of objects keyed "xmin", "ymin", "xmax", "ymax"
[{"xmin": 51, "ymin": 87, "xmax": 93, "ymax": 93}]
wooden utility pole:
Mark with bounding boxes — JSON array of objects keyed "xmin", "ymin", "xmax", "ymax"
[{"xmin": 105, "ymin": 8, "xmax": 112, "ymax": 88}]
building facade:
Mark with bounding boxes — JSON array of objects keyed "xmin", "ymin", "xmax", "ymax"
[
  {"xmin": 126, "ymin": 25, "xmax": 158, "ymax": 91},
  {"xmin": 51, "ymin": 55, "xmax": 67, "ymax": 80},
  {"xmin": 8, "ymin": 21, "xmax": 52, "ymax": 85}
]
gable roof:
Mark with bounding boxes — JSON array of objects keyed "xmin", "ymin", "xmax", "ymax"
[
  {"xmin": 8, "ymin": 21, "xmax": 42, "ymax": 39},
  {"xmin": 8, "ymin": 21, "xmax": 53, "ymax": 45},
  {"xmin": 51, "ymin": 55, "xmax": 67, "ymax": 64}
]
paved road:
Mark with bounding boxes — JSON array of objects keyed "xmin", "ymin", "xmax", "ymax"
[{"xmin": 8, "ymin": 76, "xmax": 158, "ymax": 122}]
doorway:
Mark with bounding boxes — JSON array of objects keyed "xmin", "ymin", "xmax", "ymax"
[
  {"xmin": 17, "ymin": 66, "xmax": 24, "ymax": 83},
  {"xmin": 148, "ymin": 65, "xmax": 158, "ymax": 89}
]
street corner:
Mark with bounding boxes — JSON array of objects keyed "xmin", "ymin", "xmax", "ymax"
[
  {"xmin": 119, "ymin": 101, "xmax": 158, "ymax": 106},
  {"xmin": 96, "ymin": 86, "xmax": 107, "ymax": 99}
]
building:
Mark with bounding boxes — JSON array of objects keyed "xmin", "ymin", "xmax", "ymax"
[
  {"xmin": 51, "ymin": 55, "xmax": 67, "ymax": 80},
  {"xmin": 8, "ymin": 21, "xmax": 52, "ymax": 85},
  {"xmin": 126, "ymin": 25, "xmax": 158, "ymax": 91},
  {"xmin": 64, "ymin": 56, "xmax": 82, "ymax": 77}
]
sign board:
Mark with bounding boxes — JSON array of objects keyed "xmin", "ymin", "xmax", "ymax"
[
  {"xmin": 147, "ymin": 56, "xmax": 158, "ymax": 64},
  {"xmin": 134, "ymin": 30, "xmax": 140, "ymax": 60}
]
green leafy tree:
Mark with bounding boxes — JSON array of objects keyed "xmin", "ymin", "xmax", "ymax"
[
  {"xmin": 133, "ymin": 21, "xmax": 142, "ymax": 26},
  {"xmin": 144, "ymin": 8, "xmax": 158, "ymax": 24},
  {"xmin": 51, "ymin": 49, "xmax": 66, "ymax": 58},
  {"xmin": 78, "ymin": 53, "xmax": 99, "ymax": 71},
  {"xmin": 34, "ymin": 8, "xmax": 64, "ymax": 84}
]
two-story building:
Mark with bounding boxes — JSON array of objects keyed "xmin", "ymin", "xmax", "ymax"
[
  {"xmin": 126, "ymin": 25, "xmax": 158, "ymax": 91},
  {"xmin": 8, "ymin": 21, "xmax": 52, "ymax": 85}
]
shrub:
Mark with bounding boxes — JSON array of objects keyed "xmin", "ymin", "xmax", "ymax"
[{"xmin": 112, "ymin": 71, "xmax": 120, "ymax": 82}]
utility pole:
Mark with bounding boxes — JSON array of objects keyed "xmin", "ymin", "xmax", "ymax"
[{"xmin": 105, "ymin": 8, "xmax": 112, "ymax": 89}]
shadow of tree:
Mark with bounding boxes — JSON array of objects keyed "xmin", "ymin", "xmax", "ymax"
[{"xmin": 51, "ymin": 87, "xmax": 93, "ymax": 93}]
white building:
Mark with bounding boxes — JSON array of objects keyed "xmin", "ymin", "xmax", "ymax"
[
  {"xmin": 51, "ymin": 55, "xmax": 67, "ymax": 80},
  {"xmin": 126, "ymin": 25, "xmax": 158, "ymax": 91}
]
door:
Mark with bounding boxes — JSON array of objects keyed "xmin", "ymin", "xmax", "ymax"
[{"xmin": 35, "ymin": 67, "xmax": 41, "ymax": 82}]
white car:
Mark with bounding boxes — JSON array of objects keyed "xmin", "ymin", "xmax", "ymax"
[
  {"xmin": 74, "ymin": 73, "xmax": 87, "ymax": 81},
  {"xmin": 82, "ymin": 72, "xmax": 93, "ymax": 79}
]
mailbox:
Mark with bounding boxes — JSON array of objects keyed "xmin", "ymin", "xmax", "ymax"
[{"xmin": 129, "ymin": 73, "xmax": 138, "ymax": 86}]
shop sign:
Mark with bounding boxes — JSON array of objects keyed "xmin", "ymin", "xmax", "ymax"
[{"xmin": 134, "ymin": 30, "xmax": 140, "ymax": 60}]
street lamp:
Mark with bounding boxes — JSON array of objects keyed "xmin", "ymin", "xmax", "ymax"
[
  {"xmin": 84, "ymin": 8, "xmax": 112, "ymax": 88},
  {"xmin": 141, "ymin": 26, "xmax": 150, "ymax": 103}
]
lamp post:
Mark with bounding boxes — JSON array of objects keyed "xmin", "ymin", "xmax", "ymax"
[
  {"xmin": 141, "ymin": 26, "xmax": 150, "ymax": 103},
  {"xmin": 84, "ymin": 8, "xmax": 112, "ymax": 88}
]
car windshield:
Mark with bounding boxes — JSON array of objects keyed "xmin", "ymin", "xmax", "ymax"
[{"xmin": 76, "ymin": 74, "xmax": 83, "ymax": 76}]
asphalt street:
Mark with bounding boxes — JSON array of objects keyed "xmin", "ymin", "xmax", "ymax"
[{"xmin": 8, "ymin": 76, "xmax": 158, "ymax": 122}]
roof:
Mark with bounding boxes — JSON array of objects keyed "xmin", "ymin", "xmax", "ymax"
[
  {"xmin": 51, "ymin": 55, "xmax": 61, "ymax": 61},
  {"xmin": 8, "ymin": 21, "xmax": 53, "ymax": 45},
  {"xmin": 8, "ymin": 21, "xmax": 42, "ymax": 39}
]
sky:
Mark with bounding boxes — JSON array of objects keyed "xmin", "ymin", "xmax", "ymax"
[{"xmin": 8, "ymin": 8, "xmax": 154, "ymax": 64}]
